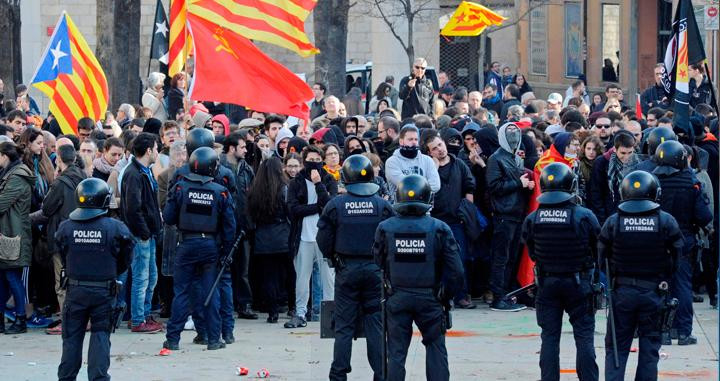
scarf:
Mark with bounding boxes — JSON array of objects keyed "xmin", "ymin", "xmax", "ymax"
[
  {"xmin": 93, "ymin": 156, "xmax": 115, "ymax": 175},
  {"xmin": 607, "ymin": 152, "xmax": 639, "ymax": 202},
  {"xmin": 323, "ymin": 164, "xmax": 341, "ymax": 181},
  {"xmin": 33, "ymin": 156, "xmax": 48, "ymax": 198}
]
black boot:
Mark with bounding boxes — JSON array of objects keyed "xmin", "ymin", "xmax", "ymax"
[
  {"xmin": 0, "ymin": 316, "xmax": 5, "ymax": 333},
  {"xmin": 6, "ymin": 315, "xmax": 27, "ymax": 334}
]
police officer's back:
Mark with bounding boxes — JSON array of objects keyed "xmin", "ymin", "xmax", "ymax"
[
  {"xmin": 56, "ymin": 178, "xmax": 134, "ymax": 381},
  {"xmin": 162, "ymin": 147, "xmax": 236, "ymax": 351},
  {"xmin": 373, "ymin": 175, "xmax": 464, "ymax": 381},
  {"xmin": 652, "ymin": 141, "xmax": 712, "ymax": 345},
  {"xmin": 521, "ymin": 163, "xmax": 600, "ymax": 381},
  {"xmin": 599, "ymin": 170, "xmax": 684, "ymax": 380},
  {"xmin": 316, "ymin": 155, "xmax": 393, "ymax": 381}
]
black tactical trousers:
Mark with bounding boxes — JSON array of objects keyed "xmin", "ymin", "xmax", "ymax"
[
  {"xmin": 605, "ymin": 285, "xmax": 663, "ymax": 381},
  {"xmin": 58, "ymin": 284, "xmax": 114, "ymax": 381},
  {"xmin": 535, "ymin": 277, "xmax": 598, "ymax": 381},
  {"xmin": 329, "ymin": 260, "xmax": 383, "ymax": 381},
  {"xmin": 386, "ymin": 289, "xmax": 449, "ymax": 381}
]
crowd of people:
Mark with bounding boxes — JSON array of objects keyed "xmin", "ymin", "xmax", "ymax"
[{"xmin": 0, "ymin": 56, "xmax": 716, "ymax": 351}]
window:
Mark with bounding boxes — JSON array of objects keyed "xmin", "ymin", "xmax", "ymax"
[{"xmin": 601, "ymin": 4, "xmax": 620, "ymax": 82}]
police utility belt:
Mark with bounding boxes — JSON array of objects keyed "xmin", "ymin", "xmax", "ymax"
[
  {"xmin": 179, "ymin": 232, "xmax": 216, "ymax": 242},
  {"xmin": 614, "ymin": 277, "xmax": 670, "ymax": 292},
  {"xmin": 535, "ymin": 268, "xmax": 593, "ymax": 284},
  {"xmin": 67, "ymin": 278, "xmax": 121, "ymax": 296}
]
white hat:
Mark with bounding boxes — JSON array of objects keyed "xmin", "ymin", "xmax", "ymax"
[{"xmin": 547, "ymin": 93, "xmax": 563, "ymax": 105}]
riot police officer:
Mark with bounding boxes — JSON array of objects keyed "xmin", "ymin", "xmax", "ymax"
[
  {"xmin": 599, "ymin": 170, "xmax": 684, "ymax": 380},
  {"xmin": 521, "ymin": 163, "xmax": 600, "ymax": 381},
  {"xmin": 316, "ymin": 154, "xmax": 394, "ymax": 381},
  {"xmin": 167, "ymin": 127, "xmax": 238, "ymax": 344},
  {"xmin": 56, "ymin": 178, "xmax": 135, "ymax": 381},
  {"xmin": 652, "ymin": 141, "xmax": 712, "ymax": 345},
  {"xmin": 636, "ymin": 127, "xmax": 677, "ymax": 172},
  {"xmin": 162, "ymin": 147, "xmax": 236, "ymax": 351},
  {"xmin": 373, "ymin": 175, "xmax": 464, "ymax": 381}
]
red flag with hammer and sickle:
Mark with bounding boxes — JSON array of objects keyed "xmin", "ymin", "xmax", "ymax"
[{"xmin": 187, "ymin": 13, "xmax": 313, "ymax": 120}]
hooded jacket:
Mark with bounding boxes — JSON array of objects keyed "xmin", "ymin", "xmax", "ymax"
[
  {"xmin": 0, "ymin": 162, "xmax": 36, "ymax": 269},
  {"xmin": 41, "ymin": 164, "xmax": 87, "ymax": 254},
  {"xmin": 385, "ymin": 147, "xmax": 441, "ymax": 197},
  {"xmin": 274, "ymin": 127, "xmax": 295, "ymax": 157},
  {"xmin": 485, "ymin": 123, "xmax": 529, "ymax": 218},
  {"xmin": 192, "ymin": 111, "xmax": 212, "ymax": 129},
  {"xmin": 211, "ymin": 114, "xmax": 230, "ymax": 136}
]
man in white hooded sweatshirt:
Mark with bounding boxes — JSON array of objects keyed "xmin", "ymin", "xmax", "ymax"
[{"xmin": 385, "ymin": 124, "xmax": 441, "ymax": 197}]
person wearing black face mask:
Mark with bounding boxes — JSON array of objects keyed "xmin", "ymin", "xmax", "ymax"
[
  {"xmin": 424, "ymin": 135, "xmax": 477, "ymax": 309},
  {"xmin": 385, "ymin": 124, "xmax": 441, "ymax": 197},
  {"xmin": 286, "ymin": 146, "xmax": 338, "ymax": 329},
  {"xmin": 343, "ymin": 136, "xmax": 366, "ymax": 158}
]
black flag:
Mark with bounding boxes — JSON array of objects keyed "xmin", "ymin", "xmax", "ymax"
[
  {"xmin": 660, "ymin": 0, "xmax": 706, "ymax": 101},
  {"xmin": 150, "ymin": 0, "xmax": 169, "ymax": 65}
]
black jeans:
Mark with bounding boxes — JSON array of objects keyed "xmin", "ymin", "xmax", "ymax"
[
  {"xmin": 490, "ymin": 216, "xmax": 523, "ymax": 298},
  {"xmin": 255, "ymin": 253, "xmax": 288, "ymax": 315},
  {"xmin": 231, "ymin": 240, "xmax": 253, "ymax": 308},
  {"xmin": 535, "ymin": 277, "xmax": 598, "ymax": 381}
]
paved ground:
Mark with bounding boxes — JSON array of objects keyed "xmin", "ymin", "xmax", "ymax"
[{"xmin": 3, "ymin": 300, "xmax": 718, "ymax": 380}]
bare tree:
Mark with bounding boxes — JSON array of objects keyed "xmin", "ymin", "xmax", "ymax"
[
  {"xmin": 0, "ymin": 0, "xmax": 22, "ymax": 99},
  {"xmin": 97, "ymin": 0, "xmax": 141, "ymax": 110},
  {"xmin": 366, "ymin": 0, "xmax": 437, "ymax": 70},
  {"xmin": 314, "ymin": 0, "xmax": 351, "ymax": 98}
]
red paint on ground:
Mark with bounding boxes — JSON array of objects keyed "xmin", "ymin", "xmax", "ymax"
[
  {"xmin": 412, "ymin": 330, "xmax": 478, "ymax": 337},
  {"xmin": 658, "ymin": 370, "xmax": 713, "ymax": 378},
  {"xmin": 559, "ymin": 369, "xmax": 577, "ymax": 374}
]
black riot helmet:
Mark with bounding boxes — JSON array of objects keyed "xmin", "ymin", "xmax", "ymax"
[
  {"xmin": 646, "ymin": 127, "xmax": 677, "ymax": 156},
  {"xmin": 394, "ymin": 174, "xmax": 432, "ymax": 216},
  {"xmin": 187, "ymin": 147, "xmax": 219, "ymax": 180},
  {"xmin": 341, "ymin": 154, "xmax": 379, "ymax": 196},
  {"xmin": 653, "ymin": 140, "xmax": 687, "ymax": 176},
  {"xmin": 537, "ymin": 162, "xmax": 576, "ymax": 204},
  {"xmin": 186, "ymin": 127, "xmax": 215, "ymax": 156},
  {"xmin": 69, "ymin": 178, "xmax": 112, "ymax": 221},
  {"xmin": 618, "ymin": 170, "xmax": 661, "ymax": 213}
]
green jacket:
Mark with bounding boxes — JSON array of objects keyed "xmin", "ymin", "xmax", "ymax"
[{"xmin": 0, "ymin": 162, "xmax": 35, "ymax": 269}]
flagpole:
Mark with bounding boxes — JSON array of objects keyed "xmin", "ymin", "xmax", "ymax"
[
  {"xmin": 148, "ymin": 0, "xmax": 156, "ymax": 77},
  {"xmin": 183, "ymin": 0, "xmax": 191, "ymax": 112}
]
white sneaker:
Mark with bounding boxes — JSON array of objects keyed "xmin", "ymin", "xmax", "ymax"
[{"xmin": 184, "ymin": 316, "xmax": 195, "ymax": 331}]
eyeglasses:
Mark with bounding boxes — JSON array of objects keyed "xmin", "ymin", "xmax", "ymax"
[
  {"xmin": 413, "ymin": 65, "xmax": 426, "ymax": 70},
  {"xmin": 595, "ymin": 124, "xmax": 611, "ymax": 129}
]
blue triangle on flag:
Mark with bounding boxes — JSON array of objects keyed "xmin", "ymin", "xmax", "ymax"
[{"xmin": 31, "ymin": 15, "xmax": 72, "ymax": 84}]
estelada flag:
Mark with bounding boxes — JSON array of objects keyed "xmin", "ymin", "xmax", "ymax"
[
  {"xmin": 30, "ymin": 12, "xmax": 108, "ymax": 135},
  {"xmin": 441, "ymin": 1, "xmax": 505, "ymax": 36},
  {"xmin": 187, "ymin": 13, "xmax": 313, "ymax": 120}
]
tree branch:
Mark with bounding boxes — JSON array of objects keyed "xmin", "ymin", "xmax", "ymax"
[
  {"xmin": 372, "ymin": 0, "xmax": 408, "ymax": 53},
  {"xmin": 487, "ymin": 0, "xmax": 550, "ymax": 34}
]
